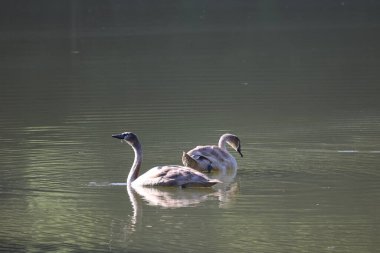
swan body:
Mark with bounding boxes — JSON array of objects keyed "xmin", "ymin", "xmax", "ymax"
[
  {"xmin": 182, "ymin": 133, "xmax": 243, "ymax": 174},
  {"xmin": 131, "ymin": 165, "xmax": 219, "ymax": 187},
  {"xmin": 112, "ymin": 132, "xmax": 220, "ymax": 188}
]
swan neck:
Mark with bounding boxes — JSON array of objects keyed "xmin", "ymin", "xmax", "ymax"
[
  {"xmin": 127, "ymin": 142, "xmax": 142, "ymax": 185},
  {"xmin": 218, "ymin": 135, "xmax": 229, "ymax": 150}
]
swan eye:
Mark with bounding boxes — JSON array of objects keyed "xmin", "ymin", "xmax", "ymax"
[{"xmin": 122, "ymin": 132, "xmax": 135, "ymax": 140}]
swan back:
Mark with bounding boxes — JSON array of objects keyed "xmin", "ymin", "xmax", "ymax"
[{"xmin": 131, "ymin": 165, "xmax": 220, "ymax": 187}]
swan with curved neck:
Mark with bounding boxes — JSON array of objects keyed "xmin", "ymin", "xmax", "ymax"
[
  {"xmin": 112, "ymin": 132, "xmax": 220, "ymax": 188},
  {"xmin": 182, "ymin": 133, "xmax": 243, "ymax": 174}
]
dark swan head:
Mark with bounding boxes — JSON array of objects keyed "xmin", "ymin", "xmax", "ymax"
[
  {"xmin": 112, "ymin": 132, "xmax": 140, "ymax": 146},
  {"xmin": 226, "ymin": 134, "xmax": 243, "ymax": 157}
]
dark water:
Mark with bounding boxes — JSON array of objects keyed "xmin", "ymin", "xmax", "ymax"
[{"xmin": 1, "ymin": 1, "xmax": 380, "ymax": 252}]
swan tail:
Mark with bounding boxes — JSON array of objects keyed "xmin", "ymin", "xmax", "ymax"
[
  {"xmin": 182, "ymin": 152, "xmax": 199, "ymax": 168},
  {"xmin": 182, "ymin": 152, "xmax": 213, "ymax": 172}
]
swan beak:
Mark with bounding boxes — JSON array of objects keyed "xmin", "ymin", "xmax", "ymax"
[
  {"xmin": 112, "ymin": 134, "xmax": 124, "ymax": 139},
  {"xmin": 237, "ymin": 147, "xmax": 243, "ymax": 157}
]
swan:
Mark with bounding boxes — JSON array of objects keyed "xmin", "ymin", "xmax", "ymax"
[
  {"xmin": 182, "ymin": 133, "xmax": 243, "ymax": 174},
  {"xmin": 112, "ymin": 132, "xmax": 220, "ymax": 188}
]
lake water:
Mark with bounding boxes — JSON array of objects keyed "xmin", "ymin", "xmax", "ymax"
[{"xmin": 1, "ymin": 1, "xmax": 379, "ymax": 252}]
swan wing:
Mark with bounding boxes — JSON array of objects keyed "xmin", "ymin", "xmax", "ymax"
[{"xmin": 185, "ymin": 146, "xmax": 237, "ymax": 172}]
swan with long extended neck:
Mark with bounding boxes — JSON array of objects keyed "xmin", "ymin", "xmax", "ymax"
[
  {"xmin": 182, "ymin": 133, "xmax": 243, "ymax": 174},
  {"xmin": 112, "ymin": 132, "xmax": 220, "ymax": 188}
]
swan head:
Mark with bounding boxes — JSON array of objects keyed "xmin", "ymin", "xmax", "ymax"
[
  {"xmin": 226, "ymin": 134, "xmax": 243, "ymax": 157},
  {"xmin": 112, "ymin": 132, "xmax": 140, "ymax": 147}
]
